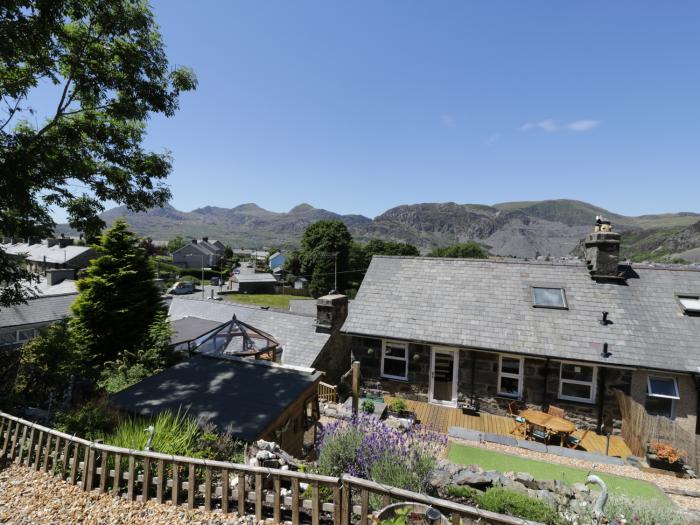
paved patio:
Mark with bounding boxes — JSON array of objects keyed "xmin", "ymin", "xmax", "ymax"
[{"xmin": 385, "ymin": 396, "xmax": 633, "ymax": 459}]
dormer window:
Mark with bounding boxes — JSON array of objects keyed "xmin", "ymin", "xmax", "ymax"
[
  {"xmin": 532, "ymin": 287, "xmax": 567, "ymax": 309},
  {"xmin": 678, "ymin": 295, "xmax": 700, "ymax": 315}
]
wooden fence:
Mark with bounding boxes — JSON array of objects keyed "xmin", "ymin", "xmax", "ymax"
[
  {"xmin": 614, "ymin": 389, "xmax": 699, "ymax": 470},
  {"xmin": 318, "ymin": 382, "xmax": 338, "ymax": 404},
  {"xmin": 0, "ymin": 411, "xmax": 537, "ymax": 525}
]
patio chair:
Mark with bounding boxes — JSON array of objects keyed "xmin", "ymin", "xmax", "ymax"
[
  {"xmin": 530, "ymin": 425, "xmax": 555, "ymax": 444},
  {"xmin": 564, "ymin": 429, "xmax": 589, "ymax": 449},
  {"xmin": 547, "ymin": 405, "xmax": 566, "ymax": 418},
  {"xmin": 507, "ymin": 401, "xmax": 528, "ymax": 438}
]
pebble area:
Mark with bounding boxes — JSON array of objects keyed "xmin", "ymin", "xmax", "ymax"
[{"xmin": 0, "ymin": 463, "xmax": 261, "ymax": 525}]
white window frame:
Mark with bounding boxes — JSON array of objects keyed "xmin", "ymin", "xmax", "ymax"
[
  {"xmin": 677, "ymin": 295, "xmax": 700, "ymax": 315},
  {"xmin": 497, "ymin": 355, "xmax": 524, "ymax": 398},
  {"xmin": 0, "ymin": 328, "xmax": 37, "ymax": 346},
  {"xmin": 646, "ymin": 375, "xmax": 680, "ymax": 419},
  {"xmin": 558, "ymin": 362, "xmax": 597, "ymax": 404},
  {"xmin": 532, "ymin": 287, "xmax": 568, "ymax": 309},
  {"xmin": 380, "ymin": 340, "xmax": 409, "ymax": 381}
]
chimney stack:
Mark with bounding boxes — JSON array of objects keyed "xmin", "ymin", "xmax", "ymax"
[
  {"xmin": 46, "ymin": 268, "xmax": 75, "ymax": 286},
  {"xmin": 58, "ymin": 238, "xmax": 74, "ymax": 248},
  {"xmin": 584, "ymin": 216, "xmax": 621, "ymax": 280},
  {"xmin": 191, "ymin": 239, "xmax": 198, "ymax": 244},
  {"xmin": 202, "ymin": 236, "xmax": 209, "ymax": 243},
  {"xmin": 315, "ymin": 294, "xmax": 349, "ymax": 333}
]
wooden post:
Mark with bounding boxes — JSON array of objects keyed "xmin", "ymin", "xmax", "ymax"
[
  {"xmin": 291, "ymin": 477, "xmax": 300, "ymax": 525},
  {"xmin": 341, "ymin": 479, "xmax": 350, "ymax": 525},
  {"xmin": 42, "ymin": 434, "xmax": 52, "ymax": 473},
  {"xmin": 70, "ymin": 443, "xmax": 79, "ymax": 485},
  {"xmin": 187, "ymin": 463, "xmax": 195, "ymax": 509},
  {"xmin": 360, "ymin": 488, "xmax": 369, "ymax": 525},
  {"xmin": 221, "ymin": 468, "xmax": 229, "ymax": 514},
  {"xmin": 237, "ymin": 473, "xmax": 246, "ymax": 516},
  {"xmin": 61, "ymin": 440, "xmax": 70, "ymax": 479},
  {"xmin": 273, "ymin": 475, "xmax": 281, "ymax": 524},
  {"xmin": 99, "ymin": 451, "xmax": 109, "ymax": 493},
  {"xmin": 127, "ymin": 455, "xmax": 136, "ymax": 500},
  {"xmin": 1, "ymin": 419, "xmax": 12, "ymax": 458},
  {"xmin": 352, "ymin": 360, "xmax": 360, "ymax": 415},
  {"xmin": 333, "ymin": 484, "xmax": 342, "ymax": 525},
  {"xmin": 254, "ymin": 472, "xmax": 263, "ymax": 521},
  {"xmin": 85, "ymin": 446, "xmax": 97, "ymax": 491},
  {"xmin": 33, "ymin": 431, "xmax": 44, "ymax": 470},
  {"xmin": 142, "ymin": 457, "xmax": 151, "ymax": 502},
  {"xmin": 156, "ymin": 459, "xmax": 165, "ymax": 503},
  {"xmin": 113, "ymin": 453, "xmax": 122, "ymax": 496},
  {"xmin": 312, "ymin": 481, "xmax": 320, "ymax": 525},
  {"xmin": 171, "ymin": 462, "xmax": 180, "ymax": 506},
  {"xmin": 52, "ymin": 436, "xmax": 62, "ymax": 476},
  {"xmin": 204, "ymin": 466, "xmax": 212, "ymax": 511},
  {"xmin": 9, "ymin": 422, "xmax": 21, "ymax": 462}
]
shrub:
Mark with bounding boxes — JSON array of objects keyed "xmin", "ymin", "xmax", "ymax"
[
  {"xmin": 55, "ymin": 398, "xmax": 120, "ymax": 440},
  {"xmin": 445, "ymin": 485, "xmax": 480, "ymax": 500},
  {"xmin": 103, "ymin": 410, "xmax": 200, "ymax": 456},
  {"xmin": 388, "ymin": 398, "xmax": 407, "ymax": 413},
  {"xmin": 603, "ymin": 495, "xmax": 689, "ymax": 525},
  {"xmin": 195, "ymin": 423, "xmax": 246, "ymax": 463},
  {"xmin": 476, "ymin": 488, "xmax": 562, "ymax": 525},
  {"xmin": 361, "ymin": 400, "xmax": 375, "ymax": 414},
  {"xmin": 316, "ymin": 415, "xmax": 447, "ymax": 493}
]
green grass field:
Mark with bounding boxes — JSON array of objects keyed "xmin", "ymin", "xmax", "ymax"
[
  {"xmin": 448, "ymin": 443, "xmax": 668, "ymax": 502},
  {"xmin": 223, "ymin": 294, "xmax": 313, "ymax": 309}
]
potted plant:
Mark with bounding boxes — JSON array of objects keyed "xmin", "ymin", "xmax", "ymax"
[
  {"xmin": 361, "ymin": 399, "xmax": 376, "ymax": 414},
  {"xmin": 386, "ymin": 398, "xmax": 416, "ymax": 421},
  {"xmin": 647, "ymin": 441, "xmax": 686, "ymax": 472}
]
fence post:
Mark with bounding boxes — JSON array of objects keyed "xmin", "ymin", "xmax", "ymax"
[
  {"xmin": 352, "ymin": 361, "xmax": 360, "ymax": 415},
  {"xmin": 341, "ymin": 477, "xmax": 351, "ymax": 525}
]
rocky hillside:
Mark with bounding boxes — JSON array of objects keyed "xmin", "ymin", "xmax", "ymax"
[{"xmin": 56, "ymin": 199, "xmax": 700, "ymax": 260}]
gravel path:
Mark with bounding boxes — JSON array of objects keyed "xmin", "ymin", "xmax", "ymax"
[{"xmin": 0, "ymin": 463, "xmax": 259, "ymax": 525}]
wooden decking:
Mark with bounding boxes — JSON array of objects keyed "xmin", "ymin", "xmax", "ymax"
[{"xmin": 386, "ymin": 397, "xmax": 633, "ymax": 459}]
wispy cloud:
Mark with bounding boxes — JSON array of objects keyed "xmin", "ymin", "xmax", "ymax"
[
  {"xmin": 521, "ymin": 118, "xmax": 600, "ymax": 133},
  {"xmin": 485, "ymin": 133, "xmax": 500, "ymax": 146},
  {"xmin": 566, "ymin": 119, "xmax": 600, "ymax": 131},
  {"xmin": 440, "ymin": 114, "xmax": 456, "ymax": 128}
]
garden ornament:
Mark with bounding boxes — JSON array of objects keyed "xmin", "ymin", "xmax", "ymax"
[
  {"xmin": 144, "ymin": 425, "xmax": 155, "ymax": 451},
  {"xmin": 585, "ymin": 474, "xmax": 608, "ymax": 524}
]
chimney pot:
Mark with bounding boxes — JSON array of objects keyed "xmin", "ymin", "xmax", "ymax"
[
  {"xmin": 315, "ymin": 294, "xmax": 349, "ymax": 333},
  {"xmin": 584, "ymin": 217, "xmax": 621, "ymax": 279}
]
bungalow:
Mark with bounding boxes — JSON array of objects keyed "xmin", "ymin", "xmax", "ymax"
[
  {"xmin": 232, "ymin": 272, "xmax": 278, "ymax": 294},
  {"xmin": 1, "ymin": 238, "xmax": 96, "ymax": 273},
  {"xmin": 341, "ymin": 219, "xmax": 700, "ymax": 437}
]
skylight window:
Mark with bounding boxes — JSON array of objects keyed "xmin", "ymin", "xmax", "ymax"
[
  {"xmin": 647, "ymin": 376, "xmax": 680, "ymax": 399},
  {"xmin": 678, "ymin": 295, "xmax": 700, "ymax": 315},
  {"xmin": 532, "ymin": 287, "xmax": 567, "ymax": 309}
]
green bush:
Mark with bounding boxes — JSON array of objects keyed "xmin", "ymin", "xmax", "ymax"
[
  {"xmin": 476, "ymin": 488, "xmax": 562, "ymax": 525},
  {"xmin": 361, "ymin": 399, "xmax": 375, "ymax": 414},
  {"xmin": 195, "ymin": 423, "xmax": 246, "ymax": 463},
  {"xmin": 103, "ymin": 410, "xmax": 200, "ymax": 456},
  {"xmin": 445, "ymin": 485, "xmax": 481, "ymax": 500},
  {"xmin": 602, "ymin": 495, "xmax": 689, "ymax": 525},
  {"xmin": 388, "ymin": 398, "xmax": 407, "ymax": 413},
  {"xmin": 316, "ymin": 421, "xmax": 364, "ymax": 477},
  {"xmin": 55, "ymin": 398, "xmax": 120, "ymax": 440}
]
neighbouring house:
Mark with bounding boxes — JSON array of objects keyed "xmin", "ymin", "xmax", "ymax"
[
  {"xmin": 294, "ymin": 277, "xmax": 308, "ymax": 290},
  {"xmin": 232, "ymin": 248, "xmax": 269, "ymax": 261},
  {"xmin": 231, "ymin": 272, "xmax": 278, "ymax": 294},
  {"xmin": 172, "ymin": 239, "xmax": 221, "ymax": 268},
  {"xmin": 1, "ymin": 237, "xmax": 97, "ymax": 273},
  {"xmin": 342, "ymin": 219, "xmax": 700, "ymax": 437},
  {"xmin": 110, "ymin": 354, "xmax": 322, "ymax": 456},
  {"xmin": 167, "ymin": 294, "xmax": 350, "ymax": 382},
  {"xmin": 268, "ymin": 251, "xmax": 286, "ymax": 273}
]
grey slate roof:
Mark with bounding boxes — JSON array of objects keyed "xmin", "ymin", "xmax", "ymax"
[
  {"xmin": 341, "ymin": 256, "xmax": 700, "ymax": 374},
  {"xmin": 170, "ymin": 317, "xmax": 227, "ymax": 346},
  {"xmin": 0, "ymin": 293, "xmax": 77, "ymax": 329},
  {"xmin": 234, "ymin": 273, "xmax": 277, "ymax": 283},
  {"xmin": 110, "ymin": 354, "xmax": 321, "ymax": 441},
  {"xmin": 1, "ymin": 242, "xmax": 95, "ymax": 265},
  {"xmin": 168, "ymin": 298, "xmax": 330, "ymax": 368}
]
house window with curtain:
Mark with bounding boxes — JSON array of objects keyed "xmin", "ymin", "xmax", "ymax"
[
  {"xmin": 559, "ymin": 363, "xmax": 597, "ymax": 403},
  {"xmin": 497, "ymin": 355, "xmax": 524, "ymax": 398},
  {"xmin": 381, "ymin": 340, "xmax": 408, "ymax": 380},
  {"xmin": 646, "ymin": 376, "xmax": 680, "ymax": 419}
]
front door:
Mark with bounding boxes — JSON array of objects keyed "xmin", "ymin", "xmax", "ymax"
[{"xmin": 429, "ymin": 347, "xmax": 459, "ymax": 406}]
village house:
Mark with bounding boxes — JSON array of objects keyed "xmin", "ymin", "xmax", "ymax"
[
  {"xmin": 1, "ymin": 237, "xmax": 97, "ymax": 273},
  {"xmin": 268, "ymin": 251, "xmax": 286, "ymax": 273},
  {"xmin": 171, "ymin": 238, "xmax": 222, "ymax": 268},
  {"xmin": 341, "ymin": 220, "xmax": 700, "ymax": 438}
]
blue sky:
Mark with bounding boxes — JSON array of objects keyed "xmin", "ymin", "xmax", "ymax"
[{"xmin": 56, "ymin": 1, "xmax": 700, "ymax": 219}]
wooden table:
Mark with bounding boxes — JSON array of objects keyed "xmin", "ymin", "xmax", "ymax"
[{"xmin": 520, "ymin": 409, "xmax": 576, "ymax": 444}]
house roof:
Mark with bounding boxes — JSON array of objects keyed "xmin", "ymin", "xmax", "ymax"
[
  {"xmin": 110, "ymin": 354, "xmax": 321, "ymax": 441},
  {"xmin": 170, "ymin": 316, "xmax": 228, "ymax": 346},
  {"xmin": 168, "ymin": 298, "xmax": 330, "ymax": 368},
  {"xmin": 1, "ymin": 242, "xmax": 95, "ymax": 265},
  {"xmin": 0, "ymin": 293, "xmax": 77, "ymax": 329},
  {"xmin": 172, "ymin": 243, "xmax": 211, "ymax": 256},
  {"xmin": 341, "ymin": 256, "xmax": 700, "ymax": 374},
  {"xmin": 20, "ymin": 277, "xmax": 78, "ymax": 297},
  {"xmin": 234, "ymin": 273, "xmax": 278, "ymax": 283}
]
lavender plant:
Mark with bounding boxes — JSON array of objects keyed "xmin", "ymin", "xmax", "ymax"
[{"xmin": 317, "ymin": 414, "xmax": 447, "ymax": 493}]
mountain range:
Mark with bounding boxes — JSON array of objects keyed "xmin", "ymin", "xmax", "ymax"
[{"xmin": 56, "ymin": 199, "xmax": 700, "ymax": 262}]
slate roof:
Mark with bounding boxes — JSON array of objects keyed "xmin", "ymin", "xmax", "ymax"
[
  {"xmin": 0, "ymin": 293, "xmax": 77, "ymax": 329},
  {"xmin": 170, "ymin": 316, "xmax": 227, "ymax": 346},
  {"xmin": 168, "ymin": 298, "xmax": 330, "ymax": 368},
  {"xmin": 234, "ymin": 273, "xmax": 277, "ymax": 283},
  {"xmin": 110, "ymin": 354, "xmax": 321, "ymax": 441},
  {"xmin": 1, "ymin": 242, "xmax": 95, "ymax": 265},
  {"xmin": 341, "ymin": 256, "xmax": 700, "ymax": 374}
]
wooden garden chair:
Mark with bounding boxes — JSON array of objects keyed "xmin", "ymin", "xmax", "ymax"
[
  {"xmin": 564, "ymin": 429, "xmax": 589, "ymax": 449},
  {"xmin": 507, "ymin": 401, "xmax": 528, "ymax": 439},
  {"xmin": 547, "ymin": 405, "xmax": 566, "ymax": 419}
]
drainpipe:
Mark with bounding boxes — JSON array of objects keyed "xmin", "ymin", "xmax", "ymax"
[
  {"xmin": 597, "ymin": 367, "xmax": 608, "ymax": 433},
  {"xmin": 693, "ymin": 375, "xmax": 700, "ymax": 435},
  {"xmin": 470, "ymin": 351, "xmax": 476, "ymax": 397},
  {"xmin": 541, "ymin": 357, "xmax": 550, "ymax": 410}
]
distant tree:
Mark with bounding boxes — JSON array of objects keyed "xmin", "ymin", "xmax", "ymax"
[
  {"xmin": 71, "ymin": 220, "xmax": 163, "ymax": 373},
  {"xmin": 283, "ymin": 250, "xmax": 302, "ymax": 276},
  {"xmin": 167, "ymin": 235, "xmax": 187, "ymax": 253},
  {"xmin": 299, "ymin": 221, "xmax": 352, "ymax": 297},
  {"xmin": 0, "ymin": 0, "xmax": 196, "ymax": 307},
  {"xmin": 66, "ymin": 195, "xmax": 106, "ymax": 244},
  {"xmin": 139, "ymin": 237, "xmax": 157, "ymax": 257},
  {"xmin": 223, "ymin": 244, "xmax": 234, "ymax": 260},
  {"xmin": 429, "ymin": 242, "xmax": 488, "ymax": 259}
]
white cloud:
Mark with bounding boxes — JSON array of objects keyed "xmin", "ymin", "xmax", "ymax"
[
  {"xmin": 566, "ymin": 119, "xmax": 600, "ymax": 131},
  {"xmin": 520, "ymin": 118, "xmax": 601, "ymax": 133},
  {"xmin": 521, "ymin": 119, "xmax": 558, "ymax": 132},
  {"xmin": 440, "ymin": 114, "xmax": 456, "ymax": 128},
  {"xmin": 485, "ymin": 133, "xmax": 500, "ymax": 145}
]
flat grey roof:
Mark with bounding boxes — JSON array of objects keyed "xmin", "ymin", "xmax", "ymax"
[
  {"xmin": 110, "ymin": 354, "xmax": 321, "ymax": 441},
  {"xmin": 342, "ymin": 256, "xmax": 700, "ymax": 374}
]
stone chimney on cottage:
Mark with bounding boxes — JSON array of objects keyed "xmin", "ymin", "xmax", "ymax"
[
  {"xmin": 584, "ymin": 216, "xmax": 621, "ymax": 279},
  {"xmin": 46, "ymin": 268, "xmax": 75, "ymax": 286},
  {"xmin": 315, "ymin": 294, "xmax": 349, "ymax": 333}
]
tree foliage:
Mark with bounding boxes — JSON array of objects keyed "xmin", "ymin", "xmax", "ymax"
[
  {"xmin": 0, "ymin": 0, "xmax": 196, "ymax": 307},
  {"xmin": 70, "ymin": 219, "xmax": 163, "ymax": 371},
  {"xmin": 428, "ymin": 242, "xmax": 488, "ymax": 259},
  {"xmin": 298, "ymin": 220, "xmax": 352, "ymax": 297},
  {"xmin": 167, "ymin": 235, "xmax": 187, "ymax": 254}
]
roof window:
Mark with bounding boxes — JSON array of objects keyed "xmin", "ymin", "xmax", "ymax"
[
  {"xmin": 532, "ymin": 287, "xmax": 568, "ymax": 309},
  {"xmin": 678, "ymin": 295, "xmax": 700, "ymax": 315},
  {"xmin": 647, "ymin": 376, "xmax": 680, "ymax": 400}
]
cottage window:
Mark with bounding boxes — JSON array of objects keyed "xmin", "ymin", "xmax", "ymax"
[
  {"xmin": 381, "ymin": 341, "xmax": 408, "ymax": 381},
  {"xmin": 532, "ymin": 287, "xmax": 567, "ymax": 309},
  {"xmin": 558, "ymin": 363, "xmax": 597, "ymax": 403},
  {"xmin": 497, "ymin": 356, "xmax": 524, "ymax": 398},
  {"xmin": 16, "ymin": 328, "xmax": 36, "ymax": 342},
  {"xmin": 678, "ymin": 295, "xmax": 700, "ymax": 315},
  {"xmin": 0, "ymin": 332, "xmax": 16, "ymax": 346},
  {"xmin": 646, "ymin": 376, "xmax": 680, "ymax": 419}
]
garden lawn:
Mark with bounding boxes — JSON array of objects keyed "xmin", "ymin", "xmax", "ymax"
[
  {"xmin": 223, "ymin": 294, "xmax": 312, "ymax": 309},
  {"xmin": 448, "ymin": 443, "xmax": 668, "ymax": 503}
]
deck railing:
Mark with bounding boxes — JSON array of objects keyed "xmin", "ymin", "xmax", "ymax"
[
  {"xmin": 318, "ymin": 381, "xmax": 338, "ymax": 403},
  {"xmin": 0, "ymin": 411, "xmax": 538, "ymax": 525}
]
